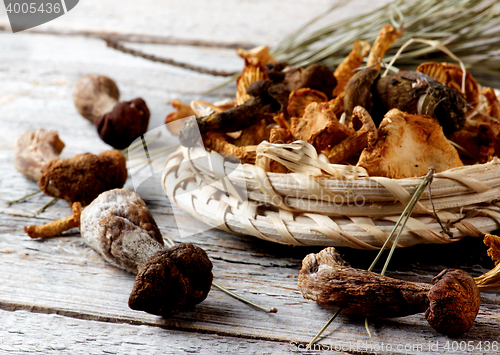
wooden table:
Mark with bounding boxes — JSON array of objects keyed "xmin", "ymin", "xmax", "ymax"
[{"xmin": 1, "ymin": 1, "xmax": 499, "ymax": 354}]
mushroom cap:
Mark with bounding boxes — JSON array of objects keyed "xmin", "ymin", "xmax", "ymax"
[
  {"xmin": 425, "ymin": 269, "xmax": 481, "ymax": 337},
  {"xmin": 95, "ymin": 98, "xmax": 150, "ymax": 150},
  {"xmin": 128, "ymin": 243, "xmax": 213, "ymax": 318},
  {"xmin": 73, "ymin": 74, "xmax": 120, "ymax": 122},
  {"xmin": 38, "ymin": 149, "xmax": 128, "ymax": 205}
]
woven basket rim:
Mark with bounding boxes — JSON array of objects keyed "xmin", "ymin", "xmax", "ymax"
[{"xmin": 162, "ymin": 144, "xmax": 500, "ymax": 249}]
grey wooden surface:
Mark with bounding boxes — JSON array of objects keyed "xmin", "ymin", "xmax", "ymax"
[{"xmin": 1, "ymin": 1, "xmax": 499, "ymax": 354}]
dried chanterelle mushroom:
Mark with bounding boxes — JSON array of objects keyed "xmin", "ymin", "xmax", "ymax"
[
  {"xmin": 25, "ymin": 188, "xmax": 213, "ymax": 317},
  {"xmin": 73, "ymin": 74, "xmax": 150, "ymax": 149},
  {"xmin": 14, "ymin": 128, "xmax": 65, "ymax": 181},
  {"xmin": 298, "ymin": 247, "xmax": 480, "ymax": 337},
  {"xmin": 38, "ymin": 149, "xmax": 128, "ymax": 205}
]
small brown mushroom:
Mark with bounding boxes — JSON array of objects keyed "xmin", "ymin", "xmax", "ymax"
[
  {"xmin": 298, "ymin": 247, "xmax": 481, "ymax": 337},
  {"xmin": 73, "ymin": 74, "xmax": 150, "ymax": 149},
  {"xmin": 14, "ymin": 128, "xmax": 65, "ymax": 181},
  {"xmin": 38, "ymin": 149, "xmax": 128, "ymax": 205}
]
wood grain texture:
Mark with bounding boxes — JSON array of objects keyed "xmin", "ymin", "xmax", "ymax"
[{"xmin": 0, "ymin": 1, "xmax": 499, "ymax": 353}]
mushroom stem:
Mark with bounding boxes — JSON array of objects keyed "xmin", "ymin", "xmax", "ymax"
[
  {"xmin": 325, "ymin": 106, "xmax": 377, "ymax": 164},
  {"xmin": 24, "ymin": 202, "xmax": 82, "ymax": 239},
  {"xmin": 299, "ymin": 247, "xmax": 481, "ymax": 337}
]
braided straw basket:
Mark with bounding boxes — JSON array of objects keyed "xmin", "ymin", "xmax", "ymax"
[{"xmin": 162, "ymin": 138, "xmax": 500, "ymax": 249}]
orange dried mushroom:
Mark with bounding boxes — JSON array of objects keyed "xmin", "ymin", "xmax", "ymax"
[
  {"xmin": 416, "ymin": 62, "xmax": 479, "ymax": 108},
  {"xmin": 366, "ymin": 24, "xmax": 402, "ymax": 70},
  {"xmin": 291, "ymin": 102, "xmax": 353, "ymax": 152},
  {"xmin": 165, "ymin": 99, "xmax": 196, "ymax": 135},
  {"xmin": 287, "ymin": 88, "xmax": 328, "ymax": 118},
  {"xmin": 357, "ymin": 109, "xmax": 463, "ymax": 178},
  {"xmin": 324, "ymin": 106, "xmax": 377, "ymax": 164},
  {"xmin": 333, "ymin": 40, "xmax": 371, "ymax": 97}
]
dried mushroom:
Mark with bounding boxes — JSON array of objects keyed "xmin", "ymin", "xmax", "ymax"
[
  {"xmin": 81, "ymin": 189, "xmax": 212, "ymax": 317},
  {"xmin": 202, "ymin": 131, "xmax": 256, "ymax": 164},
  {"xmin": 324, "ymin": 106, "xmax": 377, "ymax": 164},
  {"xmin": 298, "ymin": 247, "xmax": 480, "ymax": 337},
  {"xmin": 95, "ymin": 98, "xmax": 150, "ymax": 150},
  {"xmin": 448, "ymin": 122, "xmax": 498, "ymax": 164},
  {"xmin": 416, "ymin": 62, "xmax": 479, "ymax": 108},
  {"xmin": 373, "ymin": 71, "xmax": 467, "ymax": 134},
  {"xmin": 292, "ymin": 63, "xmax": 337, "ymax": 99},
  {"xmin": 73, "ymin": 74, "xmax": 150, "ymax": 149},
  {"xmin": 357, "ymin": 109, "xmax": 463, "ymax": 178},
  {"xmin": 287, "ymin": 88, "xmax": 328, "ymax": 118},
  {"xmin": 179, "ymin": 82, "xmax": 283, "ymax": 147},
  {"xmin": 38, "ymin": 149, "xmax": 127, "ymax": 205},
  {"xmin": 82, "ymin": 189, "xmax": 212, "ymax": 317},
  {"xmin": 165, "ymin": 99, "xmax": 196, "ymax": 135},
  {"xmin": 343, "ymin": 68, "xmax": 380, "ymax": 128},
  {"xmin": 291, "ymin": 102, "xmax": 353, "ymax": 152},
  {"xmin": 14, "ymin": 128, "xmax": 65, "ymax": 181},
  {"xmin": 333, "ymin": 40, "xmax": 371, "ymax": 97},
  {"xmin": 366, "ymin": 24, "xmax": 402, "ymax": 70},
  {"xmin": 129, "ymin": 243, "xmax": 213, "ymax": 317},
  {"xmin": 80, "ymin": 188, "xmax": 164, "ymax": 273}
]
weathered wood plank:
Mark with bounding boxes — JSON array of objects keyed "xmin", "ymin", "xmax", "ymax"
[
  {"xmin": 0, "ymin": 309, "xmax": 296, "ymax": 355},
  {"xmin": 0, "ymin": 4, "xmax": 500, "ymax": 353}
]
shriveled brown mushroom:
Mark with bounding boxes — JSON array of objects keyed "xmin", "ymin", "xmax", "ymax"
[
  {"xmin": 343, "ymin": 68, "xmax": 380, "ymax": 128},
  {"xmin": 298, "ymin": 247, "xmax": 480, "ymax": 337},
  {"xmin": 38, "ymin": 149, "xmax": 127, "ymax": 205},
  {"xmin": 73, "ymin": 74, "xmax": 150, "ymax": 149},
  {"xmin": 14, "ymin": 128, "xmax": 65, "ymax": 181}
]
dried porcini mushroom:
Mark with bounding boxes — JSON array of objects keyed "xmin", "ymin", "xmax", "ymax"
[
  {"xmin": 298, "ymin": 247, "xmax": 480, "ymax": 337},
  {"xmin": 80, "ymin": 189, "xmax": 212, "ymax": 316},
  {"xmin": 343, "ymin": 68, "xmax": 380, "ymax": 128},
  {"xmin": 95, "ymin": 98, "xmax": 150, "ymax": 149},
  {"xmin": 14, "ymin": 128, "xmax": 65, "ymax": 181},
  {"xmin": 38, "ymin": 149, "xmax": 127, "ymax": 205},
  {"xmin": 357, "ymin": 109, "xmax": 463, "ymax": 178},
  {"xmin": 373, "ymin": 71, "xmax": 467, "ymax": 134},
  {"xmin": 292, "ymin": 63, "xmax": 337, "ymax": 100},
  {"xmin": 73, "ymin": 74, "xmax": 150, "ymax": 149},
  {"xmin": 73, "ymin": 74, "xmax": 120, "ymax": 122},
  {"xmin": 80, "ymin": 188, "xmax": 163, "ymax": 273},
  {"xmin": 129, "ymin": 243, "xmax": 213, "ymax": 317},
  {"xmin": 179, "ymin": 82, "xmax": 285, "ymax": 147}
]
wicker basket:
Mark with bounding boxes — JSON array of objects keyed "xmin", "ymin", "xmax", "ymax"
[{"xmin": 162, "ymin": 140, "xmax": 500, "ymax": 249}]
